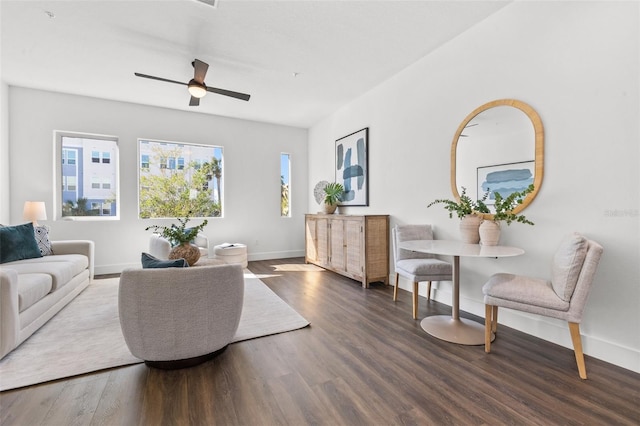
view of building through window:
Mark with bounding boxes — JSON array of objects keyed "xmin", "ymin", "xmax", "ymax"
[
  {"xmin": 139, "ymin": 139, "xmax": 223, "ymax": 219},
  {"xmin": 58, "ymin": 133, "xmax": 119, "ymax": 218},
  {"xmin": 281, "ymin": 153, "xmax": 290, "ymax": 217}
]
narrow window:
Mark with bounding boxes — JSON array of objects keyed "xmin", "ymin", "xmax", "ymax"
[
  {"xmin": 102, "ymin": 152, "xmax": 111, "ymax": 164},
  {"xmin": 92, "ymin": 151, "xmax": 100, "ymax": 163},
  {"xmin": 281, "ymin": 153, "xmax": 291, "ymax": 217},
  {"xmin": 141, "ymin": 154, "xmax": 149, "ymax": 169}
]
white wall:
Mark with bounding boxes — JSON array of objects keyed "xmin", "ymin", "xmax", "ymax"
[
  {"xmin": 0, "ymin": 81, "xmax": 9, "ymax": 224},
  {"xmin": 309, "ymin": 2, "xmax": 640, "ymax": 373},
  {"xmin": 8, "ymin": 87, "xmax": 308, "ymax": 273}
]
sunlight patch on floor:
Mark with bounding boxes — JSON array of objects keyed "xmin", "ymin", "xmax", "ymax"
[
  {"xmin": 270, "ymin": 264, "xmax": 326, "ymax": 272},
  {"xmin": 247, "ymin": 273, "xmax": 282, "ymax": 279}
]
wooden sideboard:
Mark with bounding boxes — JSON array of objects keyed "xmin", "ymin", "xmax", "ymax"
[{"xmin": 305, "ymin": 214, "xmax": 389, "ymax": 288}]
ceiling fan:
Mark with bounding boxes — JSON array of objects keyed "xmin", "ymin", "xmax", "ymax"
[{"xmin": 134, "ymin": 59, "xmax": 251, "ymax": 106}]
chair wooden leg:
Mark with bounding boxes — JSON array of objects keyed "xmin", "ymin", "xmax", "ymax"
[
  {"xmin": 491, "ymin": 305, "xmax": 498, "ymax": 334},
  {"xmin": 393, "ymin": 273, "xmax": 399, "ymax": 301},
  {"xmin": 412, "ymin": 281, "xmax": 418, "ymax": 319},
  {"xmin": 426, "ymin": 281, "xmax": 432, "ymax": 301},
  {"xmin": 569, "ymin": 322, "xmax": 587, "ymax": 379},
  {"xmin": 485, "ymin": 305, "xmax": 493, "ymax": 353}
]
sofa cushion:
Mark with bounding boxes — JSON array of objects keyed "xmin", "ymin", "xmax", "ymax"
[
  {"xmin": 6, "ymin": 254, "xmax": 89, "ymax": 275},
  {"xmin": 141, "ymin": 252, "xmax": 188, "ymax": 269},
  {"xmin": 4, "ymin": 260, "xmax": 82, "ymax": 291},
  {"xmin": 0, "ymin": 223, "xmax": 42, "ymax": 264},
  {"xmin": 17, "ymin": 273, "xmax": 53, "ymax": 312},
  {"xmin": 34, "ymin": 226, "xmax": 54, "ymax": 256}
]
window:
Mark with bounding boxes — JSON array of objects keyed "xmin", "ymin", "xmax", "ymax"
[
  {"xmin": 281, "ymin": 153, "xmax": 291, "ymax": 217},
  {"xmin": 56, "ymin": 132, "xmax": 119, "ymax": 219},
  {"xmin": 65, "ymin": 176, "xmax": 77, "ymax": 191},
  {"xmin": 63, "ymin": 149, "xmax": 77, "ymax": 165},
  {"xmin": 138, "ymin": 139, "xmax": 223, "ymax": 219}
]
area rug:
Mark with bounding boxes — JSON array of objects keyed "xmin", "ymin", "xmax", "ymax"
[{"xmin": 0, "ymin": 271, "xmax": 309, "ymax": 391}]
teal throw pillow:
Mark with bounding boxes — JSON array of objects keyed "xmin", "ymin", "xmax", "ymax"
[
  {"xmin": 141, "ymin": 252, "xmax": 188, "ymax": 269},
  {"xmin": 0, "ymin": 223, "xmax": 43, "ymax": 264}
]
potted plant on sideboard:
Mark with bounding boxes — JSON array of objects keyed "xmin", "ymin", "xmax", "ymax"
[{"xmin": 322, "ymin": 182, "xmax": 345, "ymax": 214}]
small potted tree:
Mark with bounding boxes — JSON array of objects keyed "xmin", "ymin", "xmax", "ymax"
[
  {"xmin": 145, "ymin": 213, "xmax": 208, "ymax": 265},
  {"xmin": 479, "ymin": 184, "xmax": 534, "ymax": 246},
  {"xmin": 428, "ymin": 187, "xmax": 489, "ymax": 244},
  {"xmin": 322, "ymin": 182, "xmax": 344, "ymax": 214}
]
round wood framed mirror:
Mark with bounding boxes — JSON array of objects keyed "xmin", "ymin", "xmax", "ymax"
[{"xmin": 450, "ymin": 99, "xmax": 544, "ymax": 217}]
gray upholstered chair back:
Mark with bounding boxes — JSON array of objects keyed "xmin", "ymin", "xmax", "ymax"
[
  {"xmin": 119, "ymin": 263, "xmax": 243, "ymax": 364},
  {"xmin": 393, "ymin": 224, "xmax": 435, "ymax": 262}
]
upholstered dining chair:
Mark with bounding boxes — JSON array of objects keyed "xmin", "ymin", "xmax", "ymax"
[
  {"xmin": 392, "ymin": 224, "xmax": 453, "ymax": 319},
  {"xmin": 483, "ymin": 232, "xmax": 603, "ymax": 379}
]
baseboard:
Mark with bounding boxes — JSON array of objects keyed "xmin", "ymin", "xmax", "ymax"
[
  {"xmin": 247, "ymin": 249, "xmax": 305, "ymax": 261},
  {"xmin": 392, "ymin": 275, "xmax": 640, "ymax": 374}
]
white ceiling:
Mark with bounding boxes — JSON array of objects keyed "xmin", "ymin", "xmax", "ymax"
[{"xmin": 1, "ymin": 0, "xmax": 511, "ymax": 128}]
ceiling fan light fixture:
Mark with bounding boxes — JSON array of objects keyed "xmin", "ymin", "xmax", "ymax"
[{"xmin": 188, "ymin": 80, "xmax": 207, "ymax": 98}]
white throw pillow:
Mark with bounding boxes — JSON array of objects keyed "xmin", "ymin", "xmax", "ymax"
[{"xmin": 34, "ymin": 225, "xmax": 53, "ymax": 256}]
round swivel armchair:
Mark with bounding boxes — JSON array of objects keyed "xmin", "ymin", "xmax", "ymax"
[{"xmin": 118, "ymin": 263, "xmax": 244, "ymax": 369}]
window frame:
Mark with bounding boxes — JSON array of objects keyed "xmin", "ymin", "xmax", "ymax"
[
  {"xmin": 281, "ymin": 152, "xmax": 291, "ymax": 217},
  {"xmin": 54, "ymin": 130, "xmax": 120, "ymax": 221},
  {"xmin": 137, "ymin": 138, "xmax": 224, "ymax": 219}
]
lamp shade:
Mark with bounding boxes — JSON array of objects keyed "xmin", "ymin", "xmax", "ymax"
[{"xmin": 23, "ymin": 201, "xmax": 47, "ymax": 225}]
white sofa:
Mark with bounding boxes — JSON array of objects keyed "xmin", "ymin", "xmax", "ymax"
[{"xmin": 0, "ymin": 240, "xmax": 94, "ymax": 359}]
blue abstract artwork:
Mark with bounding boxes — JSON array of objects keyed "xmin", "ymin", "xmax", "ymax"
[
  {"xmin": 477, "ymin": 160, "xmax": 534, "ymax": 203},
  {"xmin": 335, "ymin": 128, "xmax": 368, "ymax": 206}
]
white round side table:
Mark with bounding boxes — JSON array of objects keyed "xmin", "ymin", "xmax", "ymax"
[{"xmin": 213, "ymin": 243, "xmax": 248, "ymax": 268}]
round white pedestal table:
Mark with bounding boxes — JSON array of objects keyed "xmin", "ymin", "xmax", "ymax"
[{"xmin": 399, "ymin": 240, "xmax": 524, "ymax": 345}]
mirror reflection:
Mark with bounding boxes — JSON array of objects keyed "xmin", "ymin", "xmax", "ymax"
[{"xmin": 451, "ymin": 99, "xmax": 544, "ymax": 217}]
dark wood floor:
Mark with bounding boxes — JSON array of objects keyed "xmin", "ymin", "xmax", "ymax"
[{"xmin": 2, "ymin": 257, "xmax": 639, "ymax": 425}]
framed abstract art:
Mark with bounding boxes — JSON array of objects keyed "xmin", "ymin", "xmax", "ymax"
[{"xmin": 335, "ymin": 127, "xmax": 368, "ymax": 206}]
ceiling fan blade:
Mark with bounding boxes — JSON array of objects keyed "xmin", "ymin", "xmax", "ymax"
[
  {"xmin": 189, "ymin": 96, "xmax": 200, "ymax": 107},
  {"xmin": 134, "ymin": 72, "xmax": 188, "ymax": 86},
  {"xmin": 206, "ymin": 86, "xmax": 251, "ymax": 101},
  {"xmin": 192, "ymin": 59, "xmax": 209, "ymax": 84}
]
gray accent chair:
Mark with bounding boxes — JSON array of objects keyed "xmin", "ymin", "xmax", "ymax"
[
  {"xmin": 118, "ymin": 263, "xmax": 244, "ymax": 369},
  {"xmin": 483, "ymin": 233, "xmax": 603, "ymax": 379},
  {"xmin": 392, "ymin": 225, "xmax": 453, "ymax": 319}
]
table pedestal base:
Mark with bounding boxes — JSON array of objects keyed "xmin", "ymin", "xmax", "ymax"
[{"xmin": 420, "ymin": 315, "xmax": 494, "ymax": 346}]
